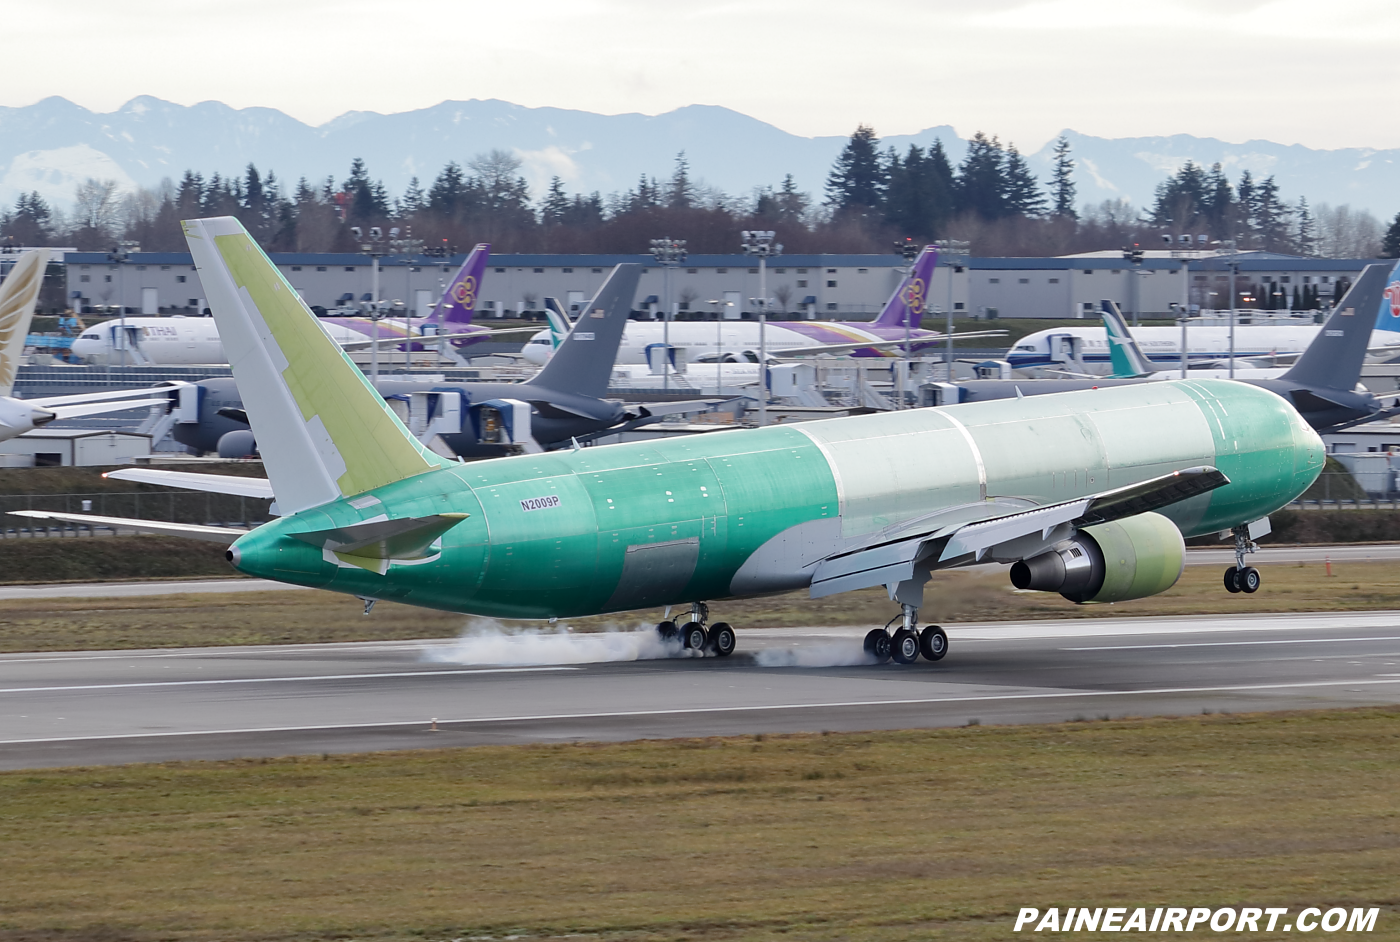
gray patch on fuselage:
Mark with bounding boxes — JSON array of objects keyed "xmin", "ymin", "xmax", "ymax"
[
  {"xmin": 605, "ymin": 537, "xmax": 700, "ymax": 611},
  {"xmin": 729, "ymin": 517, "xmax": 843, "ymax": 596}
]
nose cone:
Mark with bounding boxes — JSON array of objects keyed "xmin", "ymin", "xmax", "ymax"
[
  {"xmin": 70, "ymin": 338, "xmax": 102, "ymax": 363},
  {"xmin": 1291, "ymin": 405, "xmax": 1327, "ymax": 494}
]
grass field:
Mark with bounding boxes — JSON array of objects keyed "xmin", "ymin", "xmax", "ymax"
[
  {"xmin": 4, "ymin": 558, "xmax": 1400, "ymax": 653},
  {"xmin": 1, "ymin": 708, "xmax": 1395, "ymax": 941}
]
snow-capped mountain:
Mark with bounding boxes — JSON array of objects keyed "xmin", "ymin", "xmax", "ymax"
[{"xmin": 0, "ymin": 96, "xmax": 1395, "ymax": 218}]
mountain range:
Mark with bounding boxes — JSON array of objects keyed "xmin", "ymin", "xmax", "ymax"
[{"xmin": 2, "ymin": 95, "xmax": 1397, "ymax": 222}]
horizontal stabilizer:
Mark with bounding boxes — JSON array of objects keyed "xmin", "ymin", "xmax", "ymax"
[
  {"xmin": 48, "ymin": 399, "xmax": 169, "ymax": 421},
  {"xmin": 289, "ymin": 513, "xmax": 469, "ymax": 570},
  {"xmin": 104, "ymin": 468, "xmax": 275, "ymax": 499},
  {"xmin": 8, "ymin": 510, "xmax": 247, "ymax": 544},
  {"xmin": 33, "ymin": 385, "xmax": 186, "ymax": 409}
]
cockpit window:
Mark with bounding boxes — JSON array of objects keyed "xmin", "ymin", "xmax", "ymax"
[
  {"xmin": 1014, "ymin": 343, "xmax": 1037, "ymax": 351},
  {"xmin": 79, "ymin": 333, "xmax": 99, "ymax": 339}
]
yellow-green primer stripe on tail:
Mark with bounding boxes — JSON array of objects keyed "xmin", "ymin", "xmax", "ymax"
[
  {"xmin": 0, "ymin": 251, "xmax": 45, "ymax": 397},
  {"xmin": 211, "ymin": 230, "xmax": 440, "ymax": 499}
]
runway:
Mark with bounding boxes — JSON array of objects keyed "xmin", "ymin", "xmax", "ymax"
[
  {"xmin": 4, "ymin": 610, "xmax": 1400, "ymax": 769},
  {"xmin": 0, "ymin": 542, "xmax": 1394, "ymax": 602}
]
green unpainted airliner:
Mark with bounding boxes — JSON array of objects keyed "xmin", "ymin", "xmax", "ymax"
[{"xmin": 16, "ymin": 218, "xmax": 1326, "ymax": 665}]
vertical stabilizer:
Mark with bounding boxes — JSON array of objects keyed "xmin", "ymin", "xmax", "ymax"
[
  {"xmin": 0, "ymin": 251, "xmax": 46, "ymax": 397},
  {"xmin": 183, "ymin": 217, "xmax": 440, "ymax": 516},
  {"xmin": 1283, "ymin": 262, "xmax": 1395, "ymax": 391},
  {"xmin": 871, "ymin": 245, "xmax": 938, "ymax": 329},
  {"xmin": 527, "ymin": 265, "xmax": 641, "ymax": 395},
  {"xmin": 1100, "ymin": 299, "xmax": 1154, "ymax": 378},
  {"xmin": 542, "ymin": 297, "xmax": 572, "ymax": 350},
  {"xmin": 435, "ymin": 243, "xmax": 489, "ymax": 326}
]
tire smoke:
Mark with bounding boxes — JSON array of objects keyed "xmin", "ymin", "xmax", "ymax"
[
  {"xmin": 754, "ymin": 641, "xmax": 876, "ymax": 668},
  {"xmin": 426, "ymin": 621, "xmax": 687, "ymax": 667}
]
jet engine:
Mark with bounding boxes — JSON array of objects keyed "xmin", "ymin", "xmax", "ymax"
[{"xmin": 1009, "ymin": 511, "xmax": 1185, "ymax": 604}]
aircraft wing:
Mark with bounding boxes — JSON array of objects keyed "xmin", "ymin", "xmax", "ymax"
[
  {"xmin": 46, "ymin": 399, "xmax": 171, "ymax": 420},
  {"xmin": 337, "ymin": 327, "xmax": 540, "ymax": 351},
  {"xmin": 776, "ymin": 329, "xmax": 1009, "ymax": 358},
  {"xmin": 103, "ymin": 468, "xmax": 275, "ymax": 499},
  {"xmin": 809, "ymin": 466, "xmax": 1227, "ymax": 598},
  {"xmin": 31, "ymin": 384, "xmax": 185, "ymax": 409},
  {"xmin": 8, "ymin": 510, "xmax": 248, "ymax": 543}
]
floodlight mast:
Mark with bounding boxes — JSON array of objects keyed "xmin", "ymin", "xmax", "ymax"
[
  {"xmin": 649, "ymin": 239, "xmax": 687, "ymax": 392},
  {"xmin": 933, "ymin": 239, "xmax": 970, "ymax": 379},
  {"xmin": 741, "ymin": 230, "xmax": 781, "ymax": 427}
]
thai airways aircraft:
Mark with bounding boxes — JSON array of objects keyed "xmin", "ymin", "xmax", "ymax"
[
  {"xmin": 0, "ymin": 251, "xmax": 182, "ymax": 440},
  {"xmin": 67, "ymin": 244, "xmax": 531, "ymax": 366},
  {"xmin": 17, "ymin": 217, "xmax": 1323, "ymax": 664},
  {"xmin": 520, "ymin": 245, "xmax": 1006, "ymax": 366},
  {"xmin": 1008, "ymin": 281, "xmax": 1400, "ymax": 373}
]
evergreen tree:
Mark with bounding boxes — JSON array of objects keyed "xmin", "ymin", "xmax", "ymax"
[
  {"xmin": 1050, "ymin": 135, "xmax": 1076, "ymax": 219},
  {"xmin": 541, "ymin": 176, "xmax": 570, "ymax": 226},
  {"xmin": 667, "ymin": 152, "xmax": 695, "ymax": 210},
  {"xmin": 1381, "ymin": 211, "xmax": 1400, "ymax": 258},
  {"xmin": 400, "ymin": 176, "xmax": 426, "ymax": 216},
  {"xmin": 884, "ymin": 144, "xmax": 954, "ymax": 237},
  {"xmin": 956, "ymin": 132, "xmax": 1008, "ymax": 220},
  {"xmin": 1236, "ymin": 170, "xmax": 1258, "ymax": 245},
  {"xmin": 428, "ymin": 162, "xmax": 468, "ymax": 218},
  {"xmin": 1292, "ymin": 285, "xmax": 1301, "ymax": 310},
  {"xmin": 1252, "ymin": 175, "xmax": 1291, "ymax": 252},
  {"xmin": 825, "ymin": 124, "xmax": 887, "ymax": 214},
  {"xmin": 1295, "ymin": 197, "xmax": 1316, "ymax": 256},
  {"xmin": 1003, "ymin": 144, "xmax": 1047, "ymax": 217},
  {"xmin": 1202, "ymin": 163, "xmax": 1234, "ymax": 233}
]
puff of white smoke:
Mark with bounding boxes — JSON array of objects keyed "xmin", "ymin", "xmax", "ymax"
[
  {"xmin": 754, "ymin": 641, "xmax": 876, "ymax": 668},
  {"xmin": 426, "ymin": 620, "xmax": 688, "ymax": 667}
]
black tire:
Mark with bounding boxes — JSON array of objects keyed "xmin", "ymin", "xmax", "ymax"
[
  {"xmin": 919, "ymin": 625, "xmax": 948, "ymax": 661},
  {"xmin": 1240, "ymin": 566, "xmax": 1261, "ymax": 593},
  {"xmin": 1223, "ymin": 567, "xmax": 1242, "ymax": 593},
  {"xmin": 891, "ymin": 628, "xmax": 920, "ymax": 664},
  {"xmin": 656, "ymin": 620, "xmax": 679, "ymax": 642},
  {"xmin": 683, "ymin": 623, "xmax": 708, "ymax": 651},
  {"xmin": 863, "ymin": 628, "xmax": 892, "ymax": 664},
  {"xmin": 708, "ymin": 622, "xmax": 736, "ymax": 657}
]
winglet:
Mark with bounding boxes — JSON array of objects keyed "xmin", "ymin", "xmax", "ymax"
[
  {"xmin": 0, "ymin": 251, "xmax": 46, "ymax": 397},
  {"xmin": 872, "ymin": 245, "xmax": 938, "ymax": 330},
  {"xmin": 182, "ymin": 216, "xmax": 441, "ymax": 517}
]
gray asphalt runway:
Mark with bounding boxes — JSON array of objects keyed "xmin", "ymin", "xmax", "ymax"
[
  {"xmin": 4, "ymin": 610, "xmax": 1400, "ymax": 770},
  {"xmin": 1, "ymin": 543, "xmax": 1394, "ymax": 602}
]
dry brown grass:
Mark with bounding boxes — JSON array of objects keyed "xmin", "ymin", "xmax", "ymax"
[
  {"xmin": 5, "ymin": 559, "xmax": 1400, "ymax": 653},
  {"xmin": 1, "ymin": 709, "xmax": 1396, "ymax": 941}
]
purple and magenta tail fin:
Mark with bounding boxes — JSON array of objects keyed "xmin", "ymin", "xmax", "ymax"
[
  {"xmin": 871, "ymin": 244, "xmax": 938, "ymax": 330},
  {"xmin": 435, "ymin": 243, "xmax": 490, "ymax": 326}
]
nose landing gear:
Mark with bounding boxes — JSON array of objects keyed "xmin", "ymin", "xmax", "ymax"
[{"xmin": 1224, "ymin": 524, "xmax": 1262, "ymax": 594}]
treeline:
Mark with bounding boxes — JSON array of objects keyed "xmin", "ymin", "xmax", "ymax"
[{"xmin": 1, "ymin": 126, "xmax": 1396, "ymax": 259}]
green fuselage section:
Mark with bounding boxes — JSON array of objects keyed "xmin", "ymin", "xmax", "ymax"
[{"xmin": 231, "ymin": 380, "xmax": 1324, "ymax": 619}]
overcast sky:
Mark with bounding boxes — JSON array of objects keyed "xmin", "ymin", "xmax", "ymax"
[{"xmin": 5, "ymin": 0, "xmax": 1399, "ymax": 151}]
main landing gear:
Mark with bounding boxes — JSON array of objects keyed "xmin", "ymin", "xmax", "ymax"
[
  {"xmin": 864, "ymin": 603, "xmax": 948, "ymax": 666},
  {"xmin": 1223, "ymin": 525, "xmax": 1261, "ymax": 594},
  {"xmin": 655, "ymin": 602, "xmax": 736, "ymax": 657}
]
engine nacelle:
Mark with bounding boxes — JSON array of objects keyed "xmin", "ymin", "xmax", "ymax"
[{"xmin": 1008, "ymin": 511, "xmax": 1185, "ymax": 604}]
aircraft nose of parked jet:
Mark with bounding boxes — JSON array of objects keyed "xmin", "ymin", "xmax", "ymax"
[{"xmin": 70, "ymin": 335, "xmax": 102, "ymax": 362}]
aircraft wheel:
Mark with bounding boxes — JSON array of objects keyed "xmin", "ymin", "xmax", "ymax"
[
  {"xmin": 891, "ymin": 628, "xmax": 920, "ymax": 665},
  {"xmin": 919, "ymin": 625, "xmax": 949, "ymax": 661},
  {"xmin": 656, "ymin": 620, "xmax": 679, "ymax": 643},
  {"xmin": 1240, "ymin": 566, "xmax": 1261, "ymax": 594},
  {"xmin": 707, "ymin": 622, "xmax": 736, "ymax": 657},
  {"xmin": 863, "ymin": 629, "xmax": 892, "ymax": 664},
  {"xmin": 682, "ymin": 623, "xmax": 708, "ymax": 652},
  {"xmin": 1223, "ymin": 567, "xmax": 1242, "ymax": 593}
]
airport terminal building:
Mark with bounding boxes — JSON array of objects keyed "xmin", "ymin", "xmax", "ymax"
[{"xmin": 60, "ymin": 249, "xmax": 1374, "ymax": 321}]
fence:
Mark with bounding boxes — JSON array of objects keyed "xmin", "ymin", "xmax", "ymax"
[{"xmin": 0, "ymin": 490, "xmax": 271, "ymax": 538}]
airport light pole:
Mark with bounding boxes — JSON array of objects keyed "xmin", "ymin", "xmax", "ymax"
[
  {"xmin": 707, "ymin": 299, "xmax": 733, "ymax": 395},
  {"xmin": 741, "ymin": 230, "xmax": 781, "ymax": 427},
  {"xmin": 355, "ymin": 226, "xmax": 389, "ymax": 387},
  {"xmin": 933, "ymin": 239, "xmax": 970, "ymax": 381},
  {"xmin": 649, "ymin": 239, "xmax": 686, "ymax": 393}
]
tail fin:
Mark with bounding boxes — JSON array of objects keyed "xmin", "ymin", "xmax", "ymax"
[
  {"xmin": 0, "ymin": 251, "xmax": 46, "ymax": 397},
  {"xmin": 1100, "ymin": 299, "xmax": 1154, "ymax": 377},
  {"xmin": 542, "ymin": 297, "xmax": 572, "ymax": 350},
  {"xmin": 435, "ymin": 243, "xmax": 489, "ymax": 326},
  {"xmin": 1374, "ymin": 262, "xmax": 1400, "ymax": 333},
  {"xmin": 526, "ymin": 265, "xmax": 641, "ymax": 395},
  {"xmin": 183, "ymin": 217, "xmax": 440, "ymax": 516},
  {"xmin": 871, "ymin": 245, "xmax": 938, "ymax": 329},
  {"xmin": 1283, "ymin": 261, "xmax": 1395, "ymax": 391}
]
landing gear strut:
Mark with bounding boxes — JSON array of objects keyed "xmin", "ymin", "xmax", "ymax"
[
  {"xmin": 1224, "ymin": 525, "xmax": 1261, "ymax": 594},
  {"xmin": 866, "ymin": 603, "xmax": 948, "ymax": 666},
  {"xmin": 655, "ymin": 602, "xmax": 735, "ymax": 657}
]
